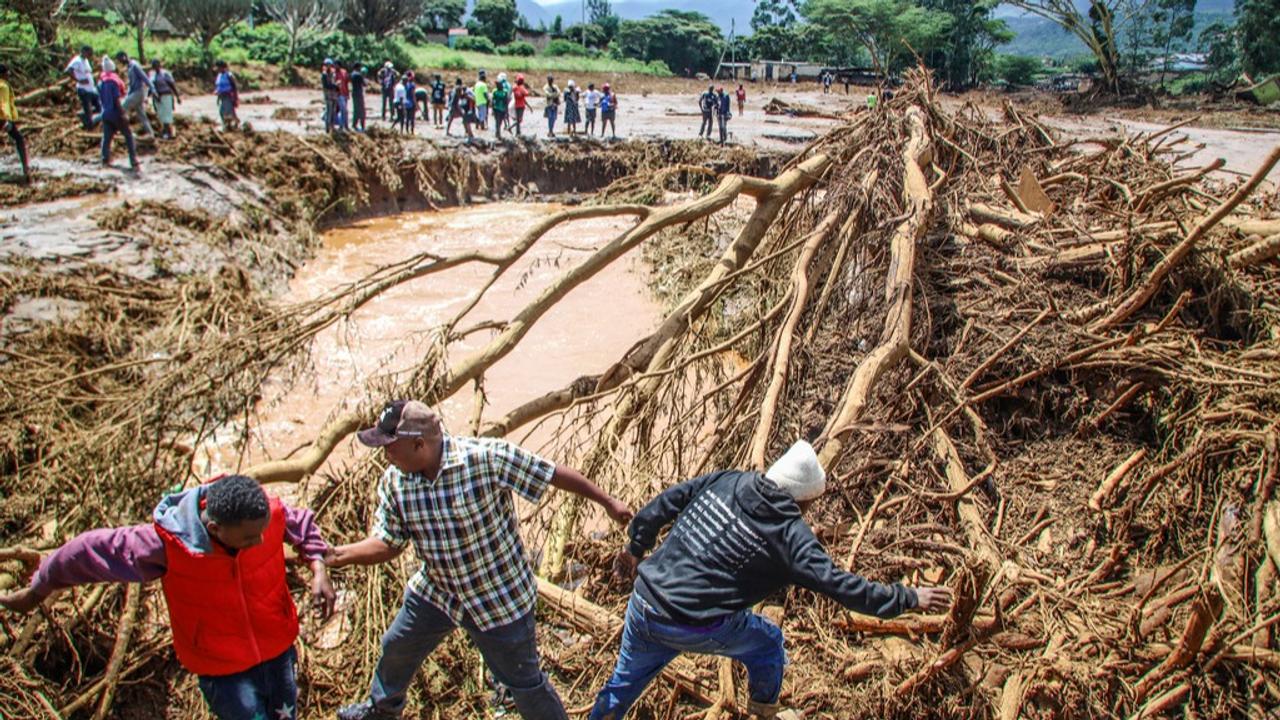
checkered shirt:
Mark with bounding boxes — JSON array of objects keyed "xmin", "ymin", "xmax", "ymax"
[{"xmin": 373, "ymin": 434, "xmax": 556, "ymax": 631}]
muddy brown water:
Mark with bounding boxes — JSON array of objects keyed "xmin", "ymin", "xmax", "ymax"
[{"xmin": 199, "ymin": 202, "xmax": 660, "ymax": 477}]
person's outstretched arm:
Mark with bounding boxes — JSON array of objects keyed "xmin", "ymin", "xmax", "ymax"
[
  {"xmin": 0, "ymin": 525, "xmax": 167, "ymax": 613},
  {"xmin": 613, "ymin": 471, "xmax": 726, "ymax": 581},
  {"xmin": 784, "ymin": 521, "xmax": 951, "ymax": 618},
  {"xmin": 326, "ymin": 471, "xmax": 407, "ymax": 569},
  {"xmin": 550, "ymin": 464, "xmax": 633, "ymax": 526}
]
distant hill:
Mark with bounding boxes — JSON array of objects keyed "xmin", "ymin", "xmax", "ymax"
[
  {"xmin": 529, "ymin": 0, "xmax": 753, "ymax": 32},
  {"xmin": 999, "ymin": 8, "xmax": 1236, "ymax": 60}
]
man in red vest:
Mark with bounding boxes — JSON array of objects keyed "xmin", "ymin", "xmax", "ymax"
[{"xmin": 0, "ymin": 474, "xmax": 336, "ymax": 720}]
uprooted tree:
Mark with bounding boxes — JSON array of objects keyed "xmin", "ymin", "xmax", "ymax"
[{"xmin": 3, "ymin": 73, "xmax": 1280, "ymax": 718}]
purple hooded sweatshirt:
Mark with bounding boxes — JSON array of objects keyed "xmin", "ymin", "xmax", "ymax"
[{"xmin": 28, "ymin": 485, "xmax": 329, "ymax": 598}]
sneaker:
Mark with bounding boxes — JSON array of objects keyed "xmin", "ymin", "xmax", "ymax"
[{"xmin": 335, "ymin": 700, "xmax": 399, "ymax": 720}]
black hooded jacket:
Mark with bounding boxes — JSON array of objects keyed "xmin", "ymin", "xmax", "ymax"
[{"xmin": 628, "ymin": 470, "xmax": 918, "ymax": 625}]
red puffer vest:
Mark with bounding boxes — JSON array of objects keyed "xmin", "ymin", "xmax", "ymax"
[{"xmin": 156, "ymin": 496, "xmax": 299, "ymax": 676}]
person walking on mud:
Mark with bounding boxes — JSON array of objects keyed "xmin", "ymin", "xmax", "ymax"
[
  {"xmin": 736, "ymin": 83, "xmax": 746, "ymax": 116},
  {"xmin": 65, "ymin": 44, "xmax": 101, "ymax": 129},
  {"xmin": 562, "ymin": 79, "xmax": 581, "ymax": 137},
  {"xmin": 512, "ymin": 74, "xmax": 530, "ymax": 136},
  {"xmin": 0, "ymin": 64, "xmax": 31, "ymax": 185},
  {"xmin": 351, "ymin": 64, "xmax": 367, "ymax": 132},
  {"xmin": 599, "ymin": 83, "xmax": 618, "ymax": 139},
  {"xmin": 392, "ymin": 75, "xmax": 406, "ymax": 131},
  {"xmin": 0, "ymin": 474, "xmax": 337, "ymax": 720},
  {"xmin": 378, "ymin": 61, "xmax": 396, "ymax": 121},
  {"xmin": 401, "ymin": 71, "xmax": 417, "ymax": 135},
  {"xmin": 430, "ymin": 74, "xmax": 446, "ymax": 127},
  {"xmin": 329, "ymin": 400, "xmax": 634, "ymax": 720},
  {"xmin": 214, "ymin": 60, "xmax": 239, "ymax": 131},
  {"xmin": 445, "ymin": 77, "xmax": 473, "ymax": 140},
  {"xmin": 715, "ymin": 86, "xmax": 732, "ymax": 145},
  {"xmin": 698, "ymin": 84, "xmax": 715, "ymax": 140},
  {"xmin": 590, "ymin": 441, "xmax": 953, "ymax": 720},
  {"xmin": 98, "ymin": 56, "xmax": 139, "ymax": 171},
  {"xmin": 543, "ymin": 75, "xmax": 560, "ymax": 138},
  {"xmin": 583, "ymin": 82, "xmax": 601, "ymax": 136},
  {"xmin": 150, "ymin": 58, "xmax": 180, "ymax": 140},
  {"xmin": 491, "ymin": 73, "xmax": 511, "ymax": 141},
  {"xmin": 117, "ymin": 51, "xmax": 156, "ymax": 139},
  {"xmin": 335, "ymin": 60, "xmax": 351, "ymax": 131},
  {"xmin": 321, "ymin": 59, "xmax": 338, "ymax": 133},
  {"xmin": 474, "ymin": 70, "xmax": 490, "ymax": 131}
]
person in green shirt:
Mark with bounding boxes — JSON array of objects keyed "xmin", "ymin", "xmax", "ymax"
[
  {"xmin": 473, "ymin": 70, "xmax": 490, "ymax": 130},
  {"xmin": 866, "ymin": 91, "xmax": 878, "ymax": 110},
  {"xmin": 491, "ymin": 73, "xmax": 511, "ymax": 141}
]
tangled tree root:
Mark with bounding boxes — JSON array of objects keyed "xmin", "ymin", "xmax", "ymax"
[{"xmin": 4, "ymin": 71, "xmax": 1280, "ymax": 718}]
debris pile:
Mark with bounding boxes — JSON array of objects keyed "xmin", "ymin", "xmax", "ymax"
[{"xmin": 3, "ymin": 73, "xmax": 1280, "ymax": 718}]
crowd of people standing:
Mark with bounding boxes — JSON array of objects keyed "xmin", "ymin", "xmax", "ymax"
[{"xmin": 329, "ymin": 60, "xmax": 622, "ymax": 143}]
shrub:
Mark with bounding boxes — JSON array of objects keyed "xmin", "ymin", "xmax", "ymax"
[
  {"xmin": 996, "ymin": 54, "xmax": 1041, "ymax": 88},
  {"xmin": 542, "ymin": 39, "xmax": 590, "ymax": 57},
  {"xmin": 454, "ymin": 35, "xmax": 497, "ymax": 54},
  {"xmin": 295, "ymin": 32, "xmax": 412, "ymax": 71},
  {"xmin": 497, "ymin": 41, "xmax": 536, "ymax": 56},
  {"xmin": 440, "ymin": 54, "xmax": 468, "ymax": 70}
]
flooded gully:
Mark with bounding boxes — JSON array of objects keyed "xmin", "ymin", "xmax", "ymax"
[{"xmin": 199, "ymin": 202, "xmax": 661, "ymax": 477}]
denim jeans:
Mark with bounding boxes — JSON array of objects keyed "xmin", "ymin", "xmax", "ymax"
[
  {"xmin": 546, "ymin": 105, "xmax": 557, "ymax": 134},
  {"xmin": 100, "ymin": 118, "xmax": 138, "ymax": 168},
  {"xmin": 588, "ymin": 593, "xmax": 786, "ymax": 720},
  {"xmin": 197, "ymin": 646, "xmax": 297, "ymax": 720},
  {"xmin": 76, "ymin": 88, "xmax": 101, "ymax": 128},
  {"xmin": 367, "ymin": 589, "xmax": 568, "ymax": 720},
  {"xmin": 337, "ymin": 95, "xmax": 349, "ymax": 130}
]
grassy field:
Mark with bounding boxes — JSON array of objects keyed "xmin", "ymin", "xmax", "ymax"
[
  {"xmin": 58, "ymin": 23, "xmax": 670, "ymax": 80},
  {"xmin": 401, "ymin": 42, "xmax": 671, "ymax": 77}
]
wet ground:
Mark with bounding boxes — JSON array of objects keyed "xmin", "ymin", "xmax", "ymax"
[
  {"xmin": 185, "ymin": 86, "xmax": 843, "ymax": 151},
  {"xmin": 201, "ymin": 202, "xmax": 662, "ymax": 475}
]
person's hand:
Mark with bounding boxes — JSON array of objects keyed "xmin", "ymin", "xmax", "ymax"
[
  {"xmin": 605, "ymin": 499, "xmax": 634, "ymax": 527},
  {"xmin": 0, "ymin": 587, "xmax": 45, "ymax": 614},
  {"xmin": 912, "ymin": 586, "xmax": 953, "ymax": 614},
  {"xmin": 322, "ymin": 546, "xmax": 341, "ymax": 568},
  {"xmin": 310, "ymin": 562, "xmax": 337, "ymax": 620},
  {"xmin": 613, "ymin": 548, "xmax": 639, "ymax": 584}
]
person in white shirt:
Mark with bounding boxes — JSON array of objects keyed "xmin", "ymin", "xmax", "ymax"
[
  {"xmin": 65, "ymin": 45, "xmax": 100, "ymax": 129},
  {"xmin": 393, "ymin": 80, "xmax": 407, "ymax": 131},
  {"xmin": 583, "ymin": 83, "xmax": 602, "ymax": 136}
]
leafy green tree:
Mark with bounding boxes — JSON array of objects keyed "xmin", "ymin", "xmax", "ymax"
[
  {"xmin": 802, "ymin": 0, "xmax": 948, "ymax": 75},
  {"xmin": 472, "ymin": 0, "xmax": 518, "ymax": 44},
  {"xmin": 563, "ymin": 22, "xmax": 607, "ymax": 48},
  {"xmin": 1198, "ymin": 20, "xmax": 1238, "ymax": 85},
  {"xmin": 1151, "ymin": 0, "xmax": 1196, "ymax": 89},
  {"xmin": 341, "ymin": 0, "xmax": 425, "ymax": 38},
  {"xmin": 419, "ymin": 0, "xmax": 466, "ymax": 31},
  {"xmin": 597, "ymin": 13, "xmax": 620, "ymax": 41},
  {"xmin": 166, "ymin": 0, "xmax": 254, "ymax": 56},
  {"xmin": 996, "ymin": 53, "xmax": 1041, "ymax": 86},
  {"xmin": 1237, "ymin": 0, "xmax": 1280, "ymax": 76},
  {"xmin": 262, "ymin": 0, "xmax": 342, "ymax": 75},
  {"xmin": 9, "ymin": 0, "xmax": 67, "ymax": 47},
  {"xmin": 920, "ymin": 0, "xmax": 1011, "ymax": 89},
  {"xmin": 552, "ymin": 14, "xmax": 563, "ymax": 34},
  {"xmin": 747, "ymin": 24, "xmax": 804, "ymax": 59},
  {"xmin": 587, "ymin": 0, "xmax": 611, "ymax": 24},
  {"xmin": 106, "ymin": 0, "xmax": 167, "ymax": 62},
  {"xmin": 752, "ymin": 0, "xmax": 801, "ymax": 31},
  {"xmin": 616, "ymin": 10, "xmax": 723, "ymax": 75},
  {"xmin": 1004, "ymin": 1, "xmax": 1132, "ymax": 92}
]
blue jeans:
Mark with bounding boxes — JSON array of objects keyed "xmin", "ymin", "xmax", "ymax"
[
  {"xmin": 197, "ymin": 646, "xmax": 297, "ymax": 720},
  {"xmin": 546, "ymin": 105, "xmax": 557, "ymax": 134},
  {"xmin": 368, "ymin": 589, "xmax": 568, "ymax": 719},
  {"xmin": 337, "ymin": 95, "xmax": 349, "ymax": 129},
  {"xmin": 100, "ymin": 118, "xmax": 138, "ymax": 168},
  {"xmin": 77, "ymin": 88, "xmax": 101, "ymax": 128},
  {"xmin": 588, "ymin": 594, "xmax": 786, "ymax": 720}
]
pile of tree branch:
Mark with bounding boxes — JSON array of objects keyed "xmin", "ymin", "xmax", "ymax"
[{"xmin": 3, "ymin": 71, "xmax": 1280, "ymax": 718}]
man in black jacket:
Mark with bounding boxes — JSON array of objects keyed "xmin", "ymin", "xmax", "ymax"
[{"xmin": 589, "ymin": 441, "xmax": 952, "ymax": 719}]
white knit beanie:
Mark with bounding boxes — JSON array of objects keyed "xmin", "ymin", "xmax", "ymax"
[
  {"xmin": 765, "ymin": 440, "xmax": 827, "ymax": 501},
  {"xmin": 101, "ymin": 56, "xmax": 115, "ymax": 73}
]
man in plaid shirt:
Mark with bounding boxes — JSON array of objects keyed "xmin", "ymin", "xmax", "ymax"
[{"xmin": 329, "ymin": 400, "xmax": 633, "ymax": 720}]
